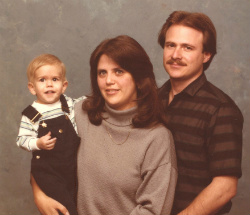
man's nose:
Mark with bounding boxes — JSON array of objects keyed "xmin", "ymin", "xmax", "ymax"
[{"xmin": 172, "ymin": 47, "xmax": 182, "ymax": 59}]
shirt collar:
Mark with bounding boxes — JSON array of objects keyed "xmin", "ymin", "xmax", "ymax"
[
  {"xmin": 165, "ymin": 73, "xmax": 207, "ymax": 97},
  {"xmin": 102, "ymin": 103, "xmax": 137, "ymax": 127}
]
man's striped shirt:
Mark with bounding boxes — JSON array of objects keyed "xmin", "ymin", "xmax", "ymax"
[{"xmin": 159, "ymin": 73, "xmax": 243, "ymax": 215}]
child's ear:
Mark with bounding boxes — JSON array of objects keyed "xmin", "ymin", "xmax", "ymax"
[
  {"xmin": 28, "ymin": 82, "xmax": 36, "ymax": 95},
  {"xmin": 62, "ymin": 81, "xmax": 68, "ymax": 93}
]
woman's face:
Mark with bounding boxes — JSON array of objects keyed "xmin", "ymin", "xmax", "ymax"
[{"xmin": 97, "ymin": 54, "xmax": 137, "ymax": 111}]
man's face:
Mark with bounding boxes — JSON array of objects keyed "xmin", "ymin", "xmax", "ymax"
[{"xmin": 163, "ymin": 24, "xmax": 211, "ymax": 86}]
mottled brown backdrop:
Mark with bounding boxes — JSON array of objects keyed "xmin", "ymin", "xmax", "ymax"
[{"xmin": 0, "ymin": 0, "xmax": 249, "ymax": 214}]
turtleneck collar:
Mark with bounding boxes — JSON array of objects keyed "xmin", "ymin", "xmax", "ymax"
[{"xmin": 102, "ymin": 103, "xmax": 137, "ymax": 127}]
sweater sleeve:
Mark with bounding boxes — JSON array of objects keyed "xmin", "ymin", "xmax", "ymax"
[
  {"xmin": 130, "ymin": 128, "xmax": 178, "ymax": 215},
  {"xmin": 16, "ymin": 115, "xmax": 40, "ymax": 151}
]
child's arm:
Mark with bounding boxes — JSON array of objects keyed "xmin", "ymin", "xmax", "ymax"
[
  {"xmin": 74, "ymin": 95, "xmax": 87, "ymax": 103},
  {"xmin": 16, "ymin": 115, "xmax": 40, "ymax": 151},
  {"xmin": 64, "ymin": 95, "xmax": 86, "ymax": 134},
  {"xmin": 16, "ymin": 116, "xmax": 56, "ymax": 151},
  {"xmin": 64, "ymin": 94, "xmax": 86, "ymax": 107}
]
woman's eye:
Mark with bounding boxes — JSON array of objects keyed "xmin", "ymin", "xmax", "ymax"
[
  {"xmin": 115, "ymin": 69, "xmax": 123, "ymax": 75},
  {"xmin": 98, "ymin": 70, "xmax": 106, "ymax": 76}
]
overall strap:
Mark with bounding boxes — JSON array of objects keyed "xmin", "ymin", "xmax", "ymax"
[
  {"xmin": 60, "ymin": 94, "xmax": 70, "ymax": 114},
  {"xmin": 22, "ymin": 105, "xmax": 42, "ymax": 124}
]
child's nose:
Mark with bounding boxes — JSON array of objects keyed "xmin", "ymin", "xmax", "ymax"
[{"xmin": 46, "ymin": 80, "xmax": 53, "ymax": 87}]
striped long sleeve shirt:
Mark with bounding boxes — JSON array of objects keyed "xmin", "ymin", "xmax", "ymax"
[{"xmin": 16, "ymin": 94, "xmax": 85, "ymax": 151}]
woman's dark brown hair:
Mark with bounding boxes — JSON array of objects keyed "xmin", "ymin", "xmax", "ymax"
[
  {"xmin": 83, "ymin": 35, "xmax": 166, "ymax": 128},
  {"xmin": 158, "ymin": 11, "xmax": 217, "ymax": 71}
]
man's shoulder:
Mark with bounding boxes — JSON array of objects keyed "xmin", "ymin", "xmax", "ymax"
[
  {"xmin": 202, "ymin": 81, "xmax": 239, "ymax": 106},
  {"xmin": 201, "ymin": 81, "xmax": 243, "ymax": 119},
  {"xmin": 158, "ymin": 80, "xmax": 170, "ymax": 99}
]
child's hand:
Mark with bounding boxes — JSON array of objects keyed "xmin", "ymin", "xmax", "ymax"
[{"xmin": 36, "ymin": 132, "xmax": 57, "ymax": 150}]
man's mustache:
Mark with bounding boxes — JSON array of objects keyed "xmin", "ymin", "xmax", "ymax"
[{"xmin": 166, "ymin": 59, "xmax": 187, "ymax": 66}]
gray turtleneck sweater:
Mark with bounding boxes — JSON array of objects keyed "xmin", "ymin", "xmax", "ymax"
[{"xmin": 74, "ymin": 102, "xmax": 177, "ymax": 215}]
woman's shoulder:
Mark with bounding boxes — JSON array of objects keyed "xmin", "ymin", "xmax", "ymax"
[
  {"xmin": 139, "ymin": 124, "xmax": 174, "ymax": 149},
  {"xmin": 140, "ymin": 124, "xmax": 176, "ymax": 171},
  {"xmin": 150, "ymin": 124, "xmax": 172, "ymax": 139},
  {"xmin": 74, "ymin": 100, "xmax": 83, "ymax": 110},
  {"xmin": 74, "ymin": 100, "xmax": 87, "ymax": 119}
]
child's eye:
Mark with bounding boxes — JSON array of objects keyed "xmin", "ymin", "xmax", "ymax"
[
  {"xmin": 52, "ymin": 78, "xmax": 58, "ymax": 81},
  {"xmin": 39, "ymin": 78, "xmax": 45, "ymax": 82}
]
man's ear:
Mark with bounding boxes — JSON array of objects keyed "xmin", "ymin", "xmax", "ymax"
[
  {"xmin": 62, "ymin": 81, "xmax": 68, "ymax": 94},
  {"xmin": 203, "ymin": 52, "xmax": 212, "ymax": 63},
  {"xmin": 28, "ymin": 82, "xmax": 36, "ymax": 95}
]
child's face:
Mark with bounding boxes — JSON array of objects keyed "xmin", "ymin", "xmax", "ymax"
[{"xmin": 28, "ymin": 64, "xmax": 68, "ymax": 104}]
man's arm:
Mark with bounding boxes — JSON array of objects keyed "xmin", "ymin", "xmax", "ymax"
[{"xmin": 178, "ymin": 176, "xmax": 238, "ymax": 215}]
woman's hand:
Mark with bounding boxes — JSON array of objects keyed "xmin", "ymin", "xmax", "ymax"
[
  {"xmin": 30, "ymin": 174, "xmax": 69, "ymax": 215},
  {"xmin": 34, "ymin": 193, "xmax": 69, "ymax": 215}
]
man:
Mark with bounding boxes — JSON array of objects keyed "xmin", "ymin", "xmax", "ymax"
[{"xmin": 158, "ymin": 11, "xmax": 243, "ymax": 215}]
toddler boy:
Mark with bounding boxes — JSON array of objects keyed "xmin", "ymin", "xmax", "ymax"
[{"xmin": 16, "ymin": 54, "xmax": 84, "ymax": 215}]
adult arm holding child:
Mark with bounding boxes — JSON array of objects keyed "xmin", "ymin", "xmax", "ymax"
[{"xmin": 30, "ymin": 175, "xmax": 69, "ymax": 215}]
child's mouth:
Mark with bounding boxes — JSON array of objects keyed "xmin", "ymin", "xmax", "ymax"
[{"xmin": 45, "ymin": 91, "xmax": 55, "ymax": 94}]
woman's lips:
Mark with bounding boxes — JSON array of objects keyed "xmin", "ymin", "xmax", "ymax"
[{"xmin": 105, "ymin": 89, "xmax": 119, "ymax": 95}]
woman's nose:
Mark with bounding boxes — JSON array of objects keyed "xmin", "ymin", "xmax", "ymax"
[{"xmin": 106, "ymin": 73, "xmax": 115, "ymax": 84}]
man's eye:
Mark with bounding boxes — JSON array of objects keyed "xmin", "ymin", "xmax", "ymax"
[
  {"xmin": 165, "ymin": 43, "xmax": 175, "ymax": 48},
  {"xmin": 184, "ymin": 46, "xmax": 193, "ymax": 51}
]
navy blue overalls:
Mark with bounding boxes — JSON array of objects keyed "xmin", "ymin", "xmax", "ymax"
[{"xmin": 22, "ymin": 95, "xmax": 80, "ymax": 215}]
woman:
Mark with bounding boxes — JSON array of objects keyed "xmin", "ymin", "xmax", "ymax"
[{"xmin": 31, "ymin": 35, "xmax": 177, "ymax": 215}]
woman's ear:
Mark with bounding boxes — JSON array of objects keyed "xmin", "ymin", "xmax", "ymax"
[{"xmin": 28, "ymin": 82, "xmax": 36, "ymax": 95}]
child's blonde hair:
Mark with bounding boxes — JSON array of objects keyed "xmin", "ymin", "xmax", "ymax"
[{"xmin": 27, "ymin": 54, "xmax": 66, "ymax": 82}]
